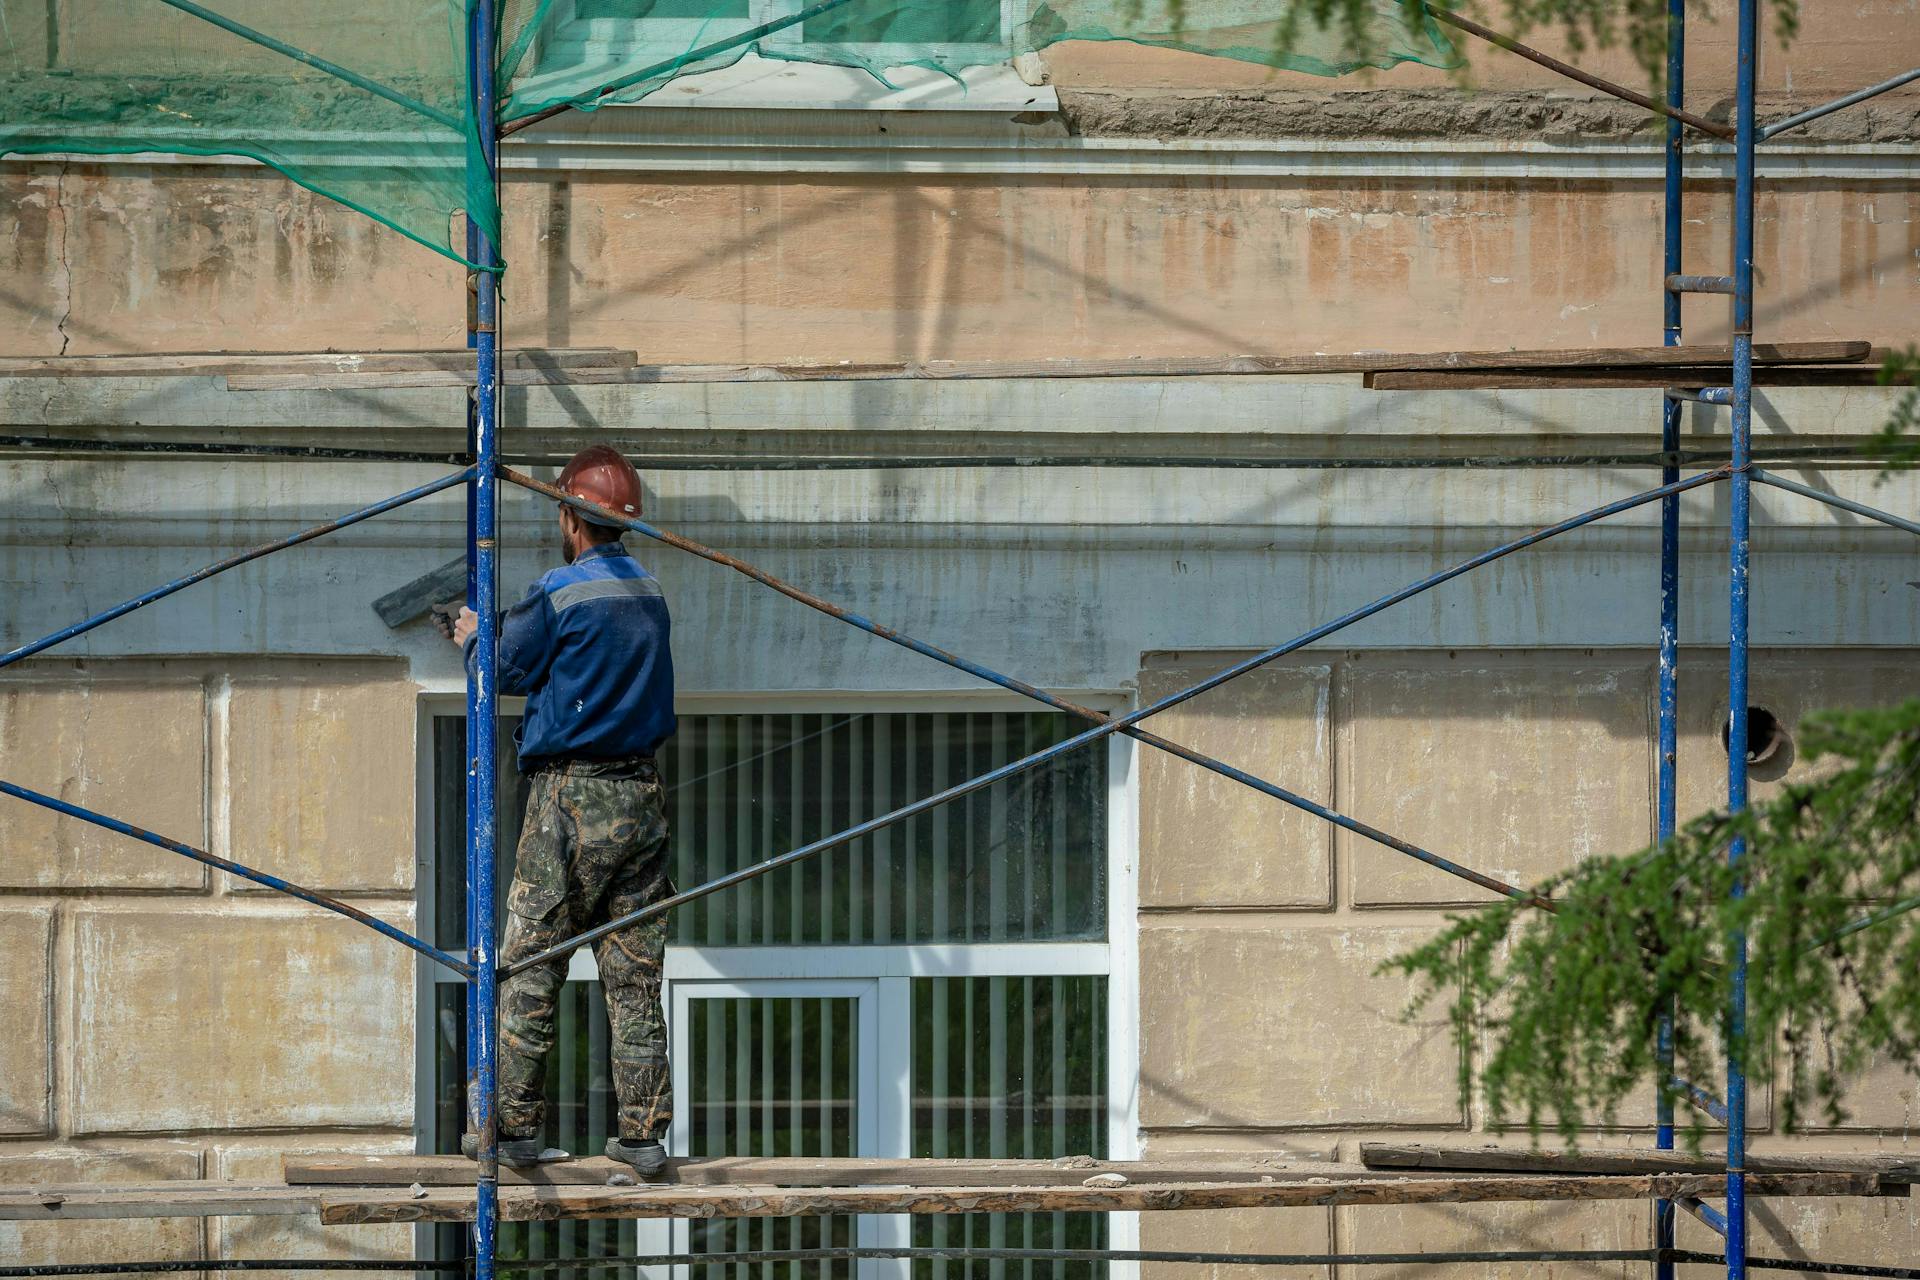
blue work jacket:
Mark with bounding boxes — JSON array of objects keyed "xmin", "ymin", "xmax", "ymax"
[{"xmin": 465, "ymin": 542, "xmax": 676, "ymax": 770}]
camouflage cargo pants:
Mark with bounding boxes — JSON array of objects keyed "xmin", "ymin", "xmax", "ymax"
[{"xmin": 497, "ymin": 758, "xmax": 673, "ymax": 1143}]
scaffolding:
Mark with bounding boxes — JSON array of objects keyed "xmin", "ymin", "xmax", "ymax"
[{"xmin": 1, "ymin": 0, "xmax": 1917, "ymax": 1278}]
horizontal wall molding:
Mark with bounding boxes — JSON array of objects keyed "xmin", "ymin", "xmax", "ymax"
[
  {"xmin": 509, "ymin": 124, "xmax": 1920, "ymax": 182},
  {"xmin": 3, "ymin": 375, "xmax": 1905, "ymax": 461},
  {"xmin": 9, "ymin": 120, "xmax": 1913, "ymax": 182}
]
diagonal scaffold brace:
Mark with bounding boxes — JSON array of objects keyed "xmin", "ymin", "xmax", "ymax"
[{"xmin": 500, "ymin": 464, "xmax": 1733, "ymax": 978}]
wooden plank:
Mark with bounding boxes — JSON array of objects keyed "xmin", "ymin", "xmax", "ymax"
[
  {"xmin": 0, "ymin": 348, "xmax": 635, "ymax": 378},
  {"xmin": 0, "ymin": 1168, "xmax": 1894, "ymax": 1224},
  {"xmin": 1361, "ymin": 1141, "xmax": 1920, "ymax": 1183},
  {"xmin": 285, "ymin": 1153, "xmax": 1390, "ymax": 1189},
  {"xmin": 1367, "ymin": 367, "xmax": 1903, "ymax": 390},
  {"xmin": 318, "ymin": 1171, "xmax": 1894, "ymax": 1225},
  {"xmin": 0, "ymin": 1184, "xmax": 320, "ymax": 1221},
  {"xmin": 222, "ymin": 342, "xmax": 1875, "ymax": 392}
]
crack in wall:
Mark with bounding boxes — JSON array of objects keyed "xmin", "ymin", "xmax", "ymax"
[{"xmin": 53, "ymin": 160, "xmax": 74, "ymax": 357}]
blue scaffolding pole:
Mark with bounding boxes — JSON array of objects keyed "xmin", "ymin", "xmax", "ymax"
[
  {"xmin": 1724, "ymin": 0, "xmax": 1762, "ymax": 1270},
  {"xmin": 1654, "ymin": 0, "xmax": 1761, "ymax": 1270},
  {"xmin": 466, "ymin": 0, "xmax": 503, "ymax": 1273},
  {"xmin": 1652, "ymin": 0, "xmax": 1687, "ymax": 1270}
]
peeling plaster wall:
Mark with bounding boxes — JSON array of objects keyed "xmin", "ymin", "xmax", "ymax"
[
  {"xmin": 4, "ymin": 161, "xmax": 1918, "ymax": 361},
  {"xmin": 0, "ymin": 0, "xmax": 1913, "ymax": 362}
]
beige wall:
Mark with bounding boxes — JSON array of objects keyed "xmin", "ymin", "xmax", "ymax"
[
  {"xmin": 5, "ymin": 164, "xmax": 1915, "ymax": 362},
  {"xmin": 1045, "ymin": 0, "xmax": 1920, "ymax": 96},
  {"xmin": 1135, "ymin": 647, "xmax": 1920, "ymax": 1276},
  {"xmin": 3, "ymin": 1, "xmax": 458, "ymax": 78},
  {"xmin": 0, "ymin": 0, "xmax": 1913, "ymax": 363},
  {"xmin": 0, "ymin": 658, "xmax": 418, "ymax": 1274}
]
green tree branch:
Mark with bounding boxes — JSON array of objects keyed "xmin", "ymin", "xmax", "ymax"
[
  {"xmin": 1387, "ymin": 701, "xmax": 1920, "ymax": 1145},
  {"xmin": 1274, "ymin": 0, "xmax": 1801, "ymax": 85},
  {"xmin": 1383, "ymin": 350, "xmax": 1920, "ymax": 1147}
]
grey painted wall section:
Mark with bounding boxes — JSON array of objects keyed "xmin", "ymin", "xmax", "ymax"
[
  {"xmin": 2, "ymin": 377, "xmax": 1915, "ymax": 695},
  {"xmin": 5, "ymin": 373, "xmax": 1905, "ymax": 464}
]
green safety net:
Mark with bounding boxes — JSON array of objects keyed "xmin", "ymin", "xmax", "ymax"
[
  {"xmin": 499, "ymin": 0, "xmax": 1458, "ymax": 121},
  {"xmin": 0, "ymin": 0, "xmax": 492, "ymax": 264},
  {"xmin": 0, "ymin": 0, "xmax": 1455, "ymax": 267}
]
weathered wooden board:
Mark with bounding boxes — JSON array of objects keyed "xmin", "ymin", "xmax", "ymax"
[
  {"xmin": 0, "ymin": 348, "xmax": 635, "ymax": 378},
  {"xmin": 222, "ymin": 342, "xmax": 1874, "ymax": 391},
  {"xmin": 318, "ymin": 1171, "xmax": 1893, "ymax": 1225},
  {"xmin": 287, "ymin": 1154, "xmax": 1390, "ymax": 1189},
  {"xmin": 1367, "ymin": 367, "xmax": 1900, "ymax": 390},
  {"xmin": 1361, "ymin": 1141, "xmax": 1920, "ymax": 1182},
  {"xmin": 0, "ymin": 1184, "xmax": 320, "ymax": 1221},
  {"xmin": 0, "ymin": 1166, "xmax": 1894, "ymax": 1224}
]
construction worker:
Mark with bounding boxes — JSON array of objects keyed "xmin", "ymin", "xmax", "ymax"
[{"xmin": 448, "ymin": 444, "xmax": 677, "ymax": 1176}]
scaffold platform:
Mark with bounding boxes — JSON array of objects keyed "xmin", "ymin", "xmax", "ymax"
[{"xmin": 0, "ymin": 1154, "xmax": 1908, "ymax": 1229}]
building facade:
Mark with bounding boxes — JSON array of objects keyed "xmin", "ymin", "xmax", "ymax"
[{"xmin": 2, "ymin": 1, "xmax": 1918, "ymax": 1271}]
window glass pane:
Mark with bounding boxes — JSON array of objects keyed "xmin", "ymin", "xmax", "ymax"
[
  {"xmin": 802, "ymin": 0, "xmax": 999, "ymax": 44},
  {"xmin": 911, "ymin": 976, "xmax": 1109, "ymax": 1280},
  {"xmin": 664, "ymin": 712, "xmax": 1107, "ymax": 946},
  {"xmin": 686, "ymin": 995, "xmax": 860, "ymax": 1280}
]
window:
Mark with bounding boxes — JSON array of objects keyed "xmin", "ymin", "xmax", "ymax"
[
  {"xmin": 513, "ymin": 0, "xmax": 1046, "ymax": 113},
  {"xmin": 559, "ymin": 0, "xmax": 1006, "ymax": 63},
  {"xmin": 420, "ymin": 705, "xmax": 1128, "ymax": 1280},
  {"xmin": 670, "ymin": 713, "xmax": 1105, "ymax": 947}
]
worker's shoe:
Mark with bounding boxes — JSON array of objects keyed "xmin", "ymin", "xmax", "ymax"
[
  {"xmin": 605, "ymin": 1137, "xmax": 668, "ymax": 1179},
  {"xmin": 460, "ymin": 1132, "xmax": 567, "ymax": 1168}
]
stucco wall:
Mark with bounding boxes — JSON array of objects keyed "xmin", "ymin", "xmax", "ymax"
[
  {"xmin": 2, "ymin": 441, "xmax": 1916, "ymax": 1269},
  {"xmin": 4, "ymin": 159, "xmax": 1916, "ymax": 361},
  {"xmin": 0, "ymin": 658, "xmax": 417, "ymax": 1272},
  {"xmin": 1043, "ymin": 0, "xmax": 1919, "ymax": 96},
  {"xmin": 1133, "ymin": 647, "xmax": 1920, "ymax": 1275},
  {"xmin": 0, "ymin": 0, "xmax": 1913, "ymax": 361}
]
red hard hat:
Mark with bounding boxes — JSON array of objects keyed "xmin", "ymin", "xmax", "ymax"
[{"xmin": 556, "ymin": 444, "xmax": 642, "ymax": 527}]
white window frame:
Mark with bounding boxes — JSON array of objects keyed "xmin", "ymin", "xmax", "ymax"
[{"xmin": 414, "ymin": 690, "xmax": 1141, "ymax": 1276}]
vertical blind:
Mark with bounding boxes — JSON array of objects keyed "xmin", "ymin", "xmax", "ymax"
[
  {"xmin": 685, "ymin": 995, "xmax": 862, "ymax": 1280},
  {"xmin": 430, "ymin": 980, "xmax": 635, "ymax": 1277},
  {"xmin": 912, "ymin": 977, "xmax": 1109, "ymax": 1280},
  {"xmin": 662, "ymin": 712, "xmax": 1106, "ymax": 946}
]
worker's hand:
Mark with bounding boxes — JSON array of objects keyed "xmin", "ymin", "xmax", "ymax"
[{"xmin": 451, "ymin": 606, "xmax": 479, "ymax": 648}]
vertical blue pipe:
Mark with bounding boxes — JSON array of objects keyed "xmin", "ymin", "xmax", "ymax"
[
  {"xmin": 467, "ymin": 0, "xmax": 502, "ymax": 1276},
  {"xmin": 1725, "ymin": 0, "xmax": 1759, "ymax": 1273},
  {"xmin": 1654, "ymin": 4, "xmax": 1686, "ymax": 1277}
]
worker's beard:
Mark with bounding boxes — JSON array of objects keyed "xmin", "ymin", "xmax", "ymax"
[{"xmin": 560, "ymin": 532, "xmax": 576, "ymax": 565}]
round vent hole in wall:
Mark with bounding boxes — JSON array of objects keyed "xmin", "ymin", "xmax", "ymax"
[{"xmin": 1720, "ymin": 705, "xmax": 1794, "ymax": 780}]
